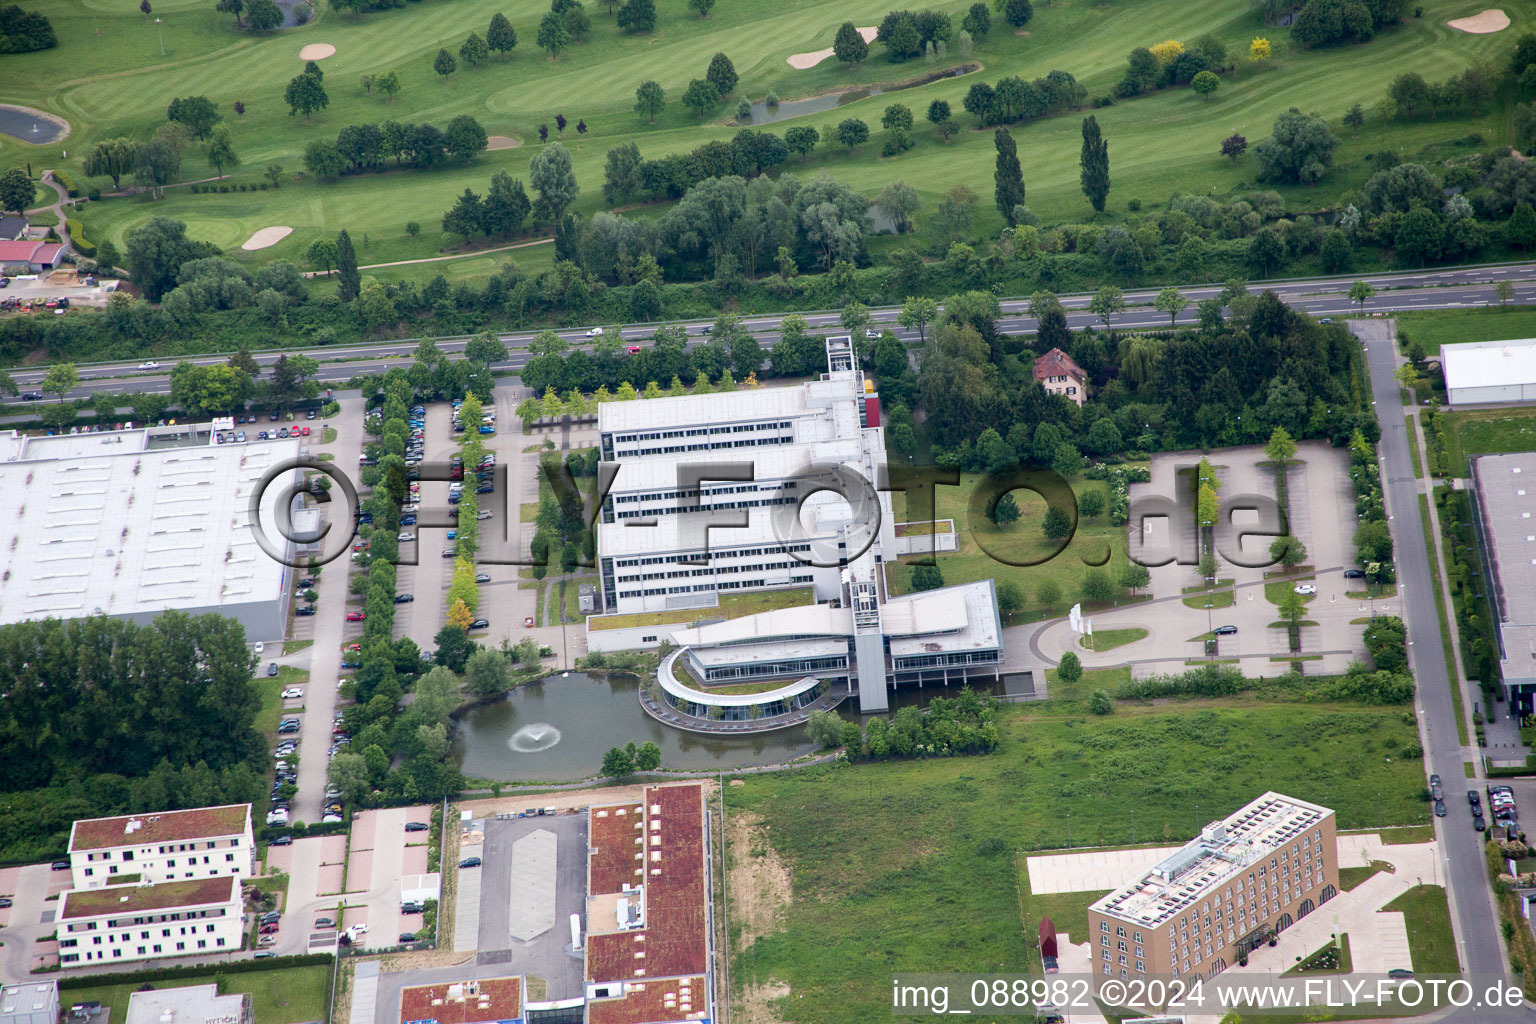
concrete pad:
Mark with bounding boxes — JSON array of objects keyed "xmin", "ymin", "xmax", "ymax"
[
  {"xmin": 1055, "ymin": 934, "xmax": 1108, "ymax": 1023},
  {"xmin": 350, "ymin": 812, "xmax": 378, "ymax": 851},
  {"xmin": 401, "ymin": 845, "xmax": 429, "ymax": 875},
  {"xmin": 350, "ymin": 960, "xmax": 379, "ymax": 1024},
  {"xmin": 316, "ymin": 862, "xmax": 346, "ymax": 895},
  {"xmin": 318, "ymin": 833, "xmax": 348, "ymax": 862},
  {"xmin": 1026, "ymin": 846, "xmax": 1182, "ymax": 895},
  {"xmin": 0, "ymin": 866, "xmax": 21, "ymax": 894},
  {"xmin": 509, "ymin": 828, "xmax": 558, "ymax": 941},
  {"xmin": 346, "ymin": 849, "xmax": 374, "ymax": 891},
  {"xmin": 264, "ymin": 843, "xmax": 294, "ymax": 873},
  {"xmin": 342, "ymin": 904, "xmax": 369, "ymax": 928}
]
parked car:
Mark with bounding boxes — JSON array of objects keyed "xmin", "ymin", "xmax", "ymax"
[
  {"xmin": 1469, "ymin": 791, "xmax": 1482, "ymax": 807},
  {"xmin": 443, "ymin": 549, "xmax": 456, "ymax": 558},
  {"xmin": 346, "ymin": 611, "xmax": 366, "ymax": 621},
  {"xmin": 469, "ymin": 618, "xmax": 489, "ymax": 630},
  {"xmin": 1434, "ymin": 799, "xmax": 1446, "ymax": 817},
  {"xmin": 281, "ymin": 687, "xmax": 303, "ymax": 699},
  {"xmin": 401, "ymin": 901, "xmax": 424, "ymax": 914},
  {"xmin": 51, "ymin": 860, "xmax": 70, "ymax": 871},
  {"xmin": 315, "ymin": 916, "xmax": 336, "ymax": 928},
  {"xmin": 1293, "ymin": 584, "xmax": 1317, "ymax": 595},
  {"xmin": 307, "ymin": 408, "xmax": 317, "ymax": 420},
  {"xmin": 399, "ymin": 932, "xmax": 418, "ymax": 943},
  {"xmin": 397, "ymin": 532, "xmax": 415, "ymax": 542},
  {"xmin": 267, "ymin": 662, "xmax": 279, "ymax": 677},
  {"xmin": 296, "ymin": 606, "xmax": 317, "ymax": 617},
  {"xmin": 1343, "ymin": 568, "xmax": 1365, "ymax": 579},
  {"xmin": 1213, "ymin": 625, "xmax": 1238, "ymax": 636},
  {"xmin": 269, "ymin": 835, "xmax": 292, "ymax": 846},
  {"xmin": 476, "ymin": 573, "xmax": 492, "ymax": 583},
  {"xmin": 395, "ymin": 593, "xmax": 415, "ymax": 603},
  {"xmin": 405, "ymin": 821, "xmax": 429, "ymax": 832},
  {"xmin": 459, "ymin": 857, "xmax": 482, "ymax": 868},
  {"xmin": 1429, "ymin": 774, "xmax": 1443, "ymax": 799}
]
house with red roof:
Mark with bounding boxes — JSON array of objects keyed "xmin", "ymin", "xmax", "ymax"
[
  {"xmin": 0, "ymin": 239, "xmax": 66, "ymax": 272},
  {"xmin": 1032, "ymin": 347, "xmax": 1088, "ymax": 407}
]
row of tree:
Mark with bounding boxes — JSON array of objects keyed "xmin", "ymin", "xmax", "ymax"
[
  {"xmin": 960, "ymin": 68, "xmax": 1088, "ymax": 127},
  {"xmin": 303, "ymin": 115, "xmax": 489, "ymax": 178},
  {"xmin": 805, "ymin": 688, "xmax": 1001, "ymax": 758}
]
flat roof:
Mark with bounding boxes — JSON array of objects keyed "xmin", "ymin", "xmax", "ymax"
[
  {"xmin": 884, "ymin": 581, "xmax": 1002, "ymax": 656},
  {"xmin": 60, "ymin": 876, "xmax": 239, "ymax": 920},
  {"xmin": 587, "ymin": 785, "xmax": 709, "ymax": 990},
  {"xmin": 398, "ymin": 978, "xmax": 522, "ymax": 1024},
  {"xmin": 599, "ymin": 385, "xmax": 814, "ymax": 435},
  {"xmin": 599, "ymin": 504, "xmax": 839, "ymax": 558},
  {"xmin": 1442, "ymin": 338, "xmax": 1536, "ymax": 391},
  {"xmin": 668, "ymin": 602, "xmax": 852, "ymax": 647},
  {"xmin": 1470, "ymin": 453, "xmax": 1536, "ymax": 684},
  {"xmin": 0, "ymin": 983, "xmax": 57, "ymax": 1023},
  {"xmin": 126, "ymin": 984, "xmax": 245, "ymax": 1024},
  {"xmin": 586, "ymin": 976, "xmax": 707, "ymax": 1024},
  {"xmin": 70, "ymin": 804, "xmax": 251, "ymax": 852},
  {"xmin": 1090, "ymin": 793, "xmax": 1333, "ymax": 928},
  {"xmin": 606, "ymin": 438, "xmax": 864, "ymax": 496},
  {"xmin": 0, "ymin": 427, "xmax": 301, "ymax": 626}
]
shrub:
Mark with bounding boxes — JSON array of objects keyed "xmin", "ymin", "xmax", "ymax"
[
  {"xmin": 53, "ymin": 169, "xmax": 80, "ymax": 198},
  {"xmin": 65, "ymin": 219, "xmax": 95, "ymax": 257}
]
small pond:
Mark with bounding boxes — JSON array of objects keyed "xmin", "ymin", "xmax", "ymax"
[{"xmin": 0, "ymin": 106, "xmax": 65, "ymax": 145}]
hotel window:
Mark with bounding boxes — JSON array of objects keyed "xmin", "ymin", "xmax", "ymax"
[
  {"xmin": 1136, "ymin": 960, "xmax": 1145, "ymax": 972},
  {"xmin": 1101, "ymin": 936, "xmax": 1110, "ymax": 947},
  {"xmin": 1100, "ymin": 922, "xmax": 1109, "ymax": 933},
  {"xmin": 1134, "ymin": 931, "xmax": 1143, "ymax": 943},
  {"xmin": 1102, "ymin": 950, "xmax": 1110, "ymax": 961}
]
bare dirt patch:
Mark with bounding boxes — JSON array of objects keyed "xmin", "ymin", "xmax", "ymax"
[
  {"xmin": 299, "ymin": 42, "xmax": 337, "ymax": 60},
  {"xmin": 486, "ymin": 135, "xmax": 520, "ymax": 151},
  {"xmin": 786, "ymin": 27, "xmax": 876, "ymax": 69},
  {"xmin": 1447, "ymin": 8, "xmax": 1508, "ymax": 32},
  {"xmin": 241, "ymin": 225, "xmax": 293, "ymax": 251},
  {"xmin": 736, "ymin": 980, "xmax": 792, "ymax": 1024},
  {"xmin": 727, "ymin": 810, "xmax": 792, "ymax": 952}
]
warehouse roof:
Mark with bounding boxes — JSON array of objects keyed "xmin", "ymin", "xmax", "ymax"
[
  {"xmin": 0, "ymin": 427, "xmax": 301, "ymax": 626},
  {"xmin": 1470, "ymin": 453, "xmax": 1536, "ymax": 686},
  {"xmin": 398, "ymin": 977, "xmax": 521, "ymax": 1024},
  {"xmin": 126, "ymin": 985, "xmax": 246, "ymax": 1024},
  {"xmin": 70, "ymin": 804, "xmax": 251, "ymax": 852},
  {"xmin": 1441, "ymin": 338, "xmax": 1536, "ymax": 392}
]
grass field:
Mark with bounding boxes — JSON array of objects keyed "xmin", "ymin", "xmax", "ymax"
[
  {"xmin": 59, "ymin": 965, "xmax": 332, "ymax": 1024},
  {"xmin": 3, "ymin": 0, "xmax": 1528, "ymax": 288},
  {"xmin": 886, "ymin": 471, "xmax": 1132, "ymax": 619},
  {"xmin": 588, "ymin": 585, "xmax": 812, "ymax": 629},
  {"xmin": 1182, "ymin": 588, "xmax": 1235, "ymax": 609},
  {"xmin": 1397, "ymin": 306, "xmax": 1536, "ymax": 355},
  {"xmin": 1381, "ymin": 885, "xmax": 1458, "ymax": 974},
  {"xmin": 254, "ymin": 666, "xmax": 310, "ymax": 735},
  {"xmin": 1078, "ymin": 627, "xmax": 1146, "ymax": 652},
  {"xmin": 726, "ymin": 700, "xmax": 1430, "ymax": 1023},
  {"xmin": 1434, "ymin": 407, "xmax": 1536, "ymax": 477}
]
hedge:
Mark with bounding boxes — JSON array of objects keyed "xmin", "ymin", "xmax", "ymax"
[
  {"xmin": 258, "ymin": 818, "xmax": 349, "ymax": 843},
  {"xmin": 66, "ymin": 219, "xmax": 95, "ymax": 258},
  {"xmin": 56, "ymin": 952, "xmax": 333, "ymax": 989},
  {"xmin": 52, "ymin": 169, "xmax": 80, "ymax": 198}
]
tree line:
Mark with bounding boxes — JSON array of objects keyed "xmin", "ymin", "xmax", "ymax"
[
  {"xmin": 805, "ymin": 688, "xmax": 1001, "ymax": 758},
  {"xmin": 304, "ymin": 115, "xmax": 489, "ymax": 178},
  {"xmin": 0, "ymin": 3, "xmax": 55, "ymax": 51}
]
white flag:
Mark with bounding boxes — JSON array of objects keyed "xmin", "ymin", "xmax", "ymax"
[{"xmin": 1068, "ymin": 603, "xmax": 1082, "ymax": 633}]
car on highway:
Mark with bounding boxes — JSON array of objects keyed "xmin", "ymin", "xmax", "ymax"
[
  {"xmin": 346, "ymin": 611, "xmax": 366, "ymax": 621},
  {"xmin": 395, "ymin": 593, "xmax": 415, "ymax": 603},
  {"xmin": 21, "ymin": 391, "xmax": 42, "ymax": 400},
  {"xmin": 864, "ymin": 328, "xmax": 881, "ymax": 339},
  {"xmin": 281, "ymin": 687, "xmax": 304, "ymax": 699},
  {"xmin": 1319, "ymin": 317, "xmax": 1336, "ymax": 324},
  {"xmin": 138, "ymin": 361, "xmax": 160, "ymax": 370},
  {"xmin": 627, "ymin": 345, "xmax": 642, "ymax": 354},
  {"xmin": 1293, "ymin": 584, "xmax": 1317, "ymax": 595},
  {"xmin": 585, "ymin": 326, "xmax": 604, "ymax": 337}
]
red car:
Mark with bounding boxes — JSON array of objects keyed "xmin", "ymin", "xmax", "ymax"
[
  {"xmin": 342, "ymin": 642, "xmax": 361, "ymax": 652},
  {"xmin": 259, "ymin": 922, "xmax": 279, "ymax": 934},
  {"xmin": 346, "ymin": 611, "xmax": 366, "ymax": 622},
  {"xmin": 627, "ymin": 345, "xmax": 642, "ymax": 354},
  {"xmin": 300, "ymin": 426, "xmax": 311, "ymax": 436}
]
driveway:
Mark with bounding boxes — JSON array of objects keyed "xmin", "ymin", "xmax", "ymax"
[
  {"xmin": 397, "ymin": 402, "xmax": 455, "ymax": 645},
  {"xmin": 343, "ymin": 806, "xmax": 434, "ymax": 951}
]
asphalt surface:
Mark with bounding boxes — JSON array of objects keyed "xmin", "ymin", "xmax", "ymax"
[
  {"xmin": 1354, "ymin": 319, "xmax": 1518, "ymax": 1015},
  {"xmin": 8, "ymin": 262, "xmax": 1536, "ymax": 402}
]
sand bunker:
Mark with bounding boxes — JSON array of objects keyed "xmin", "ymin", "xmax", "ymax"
[
  {"xmin": 486, "ymin": 136, "xmax": 520, "ymax": 151},
  {"xmin": 299, "ymin": 43, "xmax": 337, "ymax": 60},
  {"xmin": 242, "ymin": 226, "xmax": 293, "ymax": 251},
  {"xmin": 786, "ymin": 27, "xmax": 876, "ymax": 69},
  {"xmin": 1447, "ymin": 8, "xmax": 1508, "ymax": 32}
]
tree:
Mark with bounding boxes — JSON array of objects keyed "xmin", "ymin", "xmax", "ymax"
[
  {"xmin": 1508, "ymin": 203, "xmax": 1536, "ymax": 251},
  {"xmin": 602, "ymin": 745, "xmax": 636, "ymax": 777},
  {"xmin": 243, "ymin": 0, "xmax": 280, "ymax": 29},
  {"xmin": 443, "ymin": 188, "xmax": 486, "ymax": 238},
  {"xmin": 284, "ymin": 74, "xmax": 328, "ymax": 120},
  {"xmin": 124, "ymin": 216, "xmax": 207, "ymax": 302},
  {"xmin": 0, "ymin": 167, "xmax": 36, "ymax": 215},
  {"xmin": 41, "ymin": 363, "xmax": 78, "ymax": 403},
  {"xmin": 214, "ymin": 0, "xmax": 246, "ymax": 28},
  {"xmin": 83, "ymin": 137, "xmax": 136, "ymax": 191},
  {"xmin": 875, "ymin": 180, "xmax": 921, "ymax": 234},
  {"xmin": 434, "ymin": 48, "xmax": 458, "ymax": 77},
  {"xmin": 1191, "ymin": 70, "xmax": 1219, "ymax": 99},
  {"xmin": 1252, "ymin": 107, "xmax": 1338, "ymax": 184},
  {"xmin": 912, "ymin": 564, "xmax": 945, "ymax": 591},
  {"xmin": 634, "ymin": 80, "xmax": 665, "ymax": 123},
  {"xmin": 996, "ymin": 579, "xmax": 1024, "ymax": 620},
  {"xmin": 537, "ymin": 12, "xmax": 570, "ymax": 57},
  {"xmin": 1221, "ymin": 133, "xmax": 1247, "ymax": 163},
  {"xmin": 835, "ymin": 118, "xmax": 869, "ymax": 153},
  {"xmin": 988, "ymin": 491, "xmax": 1021, "ymax": 527},
  {"xmin": 1265, "ymin": 425, "xmax": 1297, "ymax": 463},
  {"xmin": 205, "ymin": 124, "xmax": 238, "ymax": 178},
  {"xmin": 356, "ymin": 278, "xmax": 396, "ymax": 333},
  {"xmin": 898, "ymin": 295, "xmax": 938, "ymax": 341},
  {"xmin": 1249, "ymin": 36, "xmax": 1270, "ymax": 62},
  {"xmin": 483, "ymin": 172, "xmax": 531, "ymax": 235},
  {"xmin": 1343, "ymin": 102, "xmax": 1364, "ymax": 130},
  {"xmin": 487, "ymin": 11, "xmax": 517, "ymax": 55},
  {"xmin": 617, "ymin": 0, "xmax": 656, "ymax": 32},
  {"xmin": 263, "ymin": 162, "xmax": 283, "ymax": 188},
  {"xmin": 706, "ymin": 52, "xmax": 738, "ymax": 96},
  {"xmin": 1120, "ymin": 561, "xmax": 1151, "ymax": 594},
  {"xmin": 336, "ymin": 229, "xmax": 361, "ymax": 302},
  {"xmin": 1395, "ymin": 206, "xmax": 1442, "ymax": 267},
  {"xmin": 1348, "ymin": 279, "xmax": 1375, "ymax": 313},
  {"xmin": 993, "ymin": 127, "xmax": 1025, "ymax": 225},
  {"xmin": 682, "ymin": 78, "xmax": 720, "ymax": 117},
  {"xmin": 1081, "ymin": 567, "xmax": 1114, "ymax": 604},
  {"xmin": 464, "ymin": 647, "xmax": 512, "ymax": 696},
  {"xmin": 306, "ymin": 238, "xmax": 338, "ymax": 275},
  {"xmin": 834, "ymin": 21, "xmax": 868, "ymax": 65},
  {"xmin": 444, "ymin": 114, "xmax": 488, "ymax": 162},
  {"xmin": 1057, "ymin": 650, "xmax": 1082, "ymax": 682},
  {"xmin": 1079, "ymin": 114, "xmax": 1110, "ymax": 212},
  {"xmin": 1270, "ymin": 534, "xmax": 1308, "ymax": 568},
  {"xmin": 1154, "ymin": 286, "xmax": 1185, "ymax": 325},
  {"xmin": 167, "ymin": 95, "xmax": 221, "ymax": 139},
  {"xmin": 460, "ymin": 31, "xmax": 489, "ymax": 67},
  {"xmin": 962, "ymin": 2, "xmax": 990, "ymax": 36},
  {"xmin": 1089, "ymin": 285, "xmax": 1123, "ymax": 327},
  {"xmin": 1497, "ymin": 280, "xmax": 1516, "ymax": 306},
  {"xmin": 634, "ymin": 741, "xmax": 661, "ymax": 770},
  {"xmin": 529, "ymin": 142, "xmax": 579, "ymax": 222},
  {"xmin": 1003, "ymin": 0, "xmax": 1032, "ymax": 27},
  {"xmin": 784, "ymin": 125, "xmax": 819, "ymax": 157},
  {"xmin": 805, "ymin": 709, "xmax": 846, "ymax": 748},
  {"xmin": 1042, "ymin": 504, "xmax": 1072, "ymax": 539}
]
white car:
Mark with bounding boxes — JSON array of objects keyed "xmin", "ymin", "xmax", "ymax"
[
  {"xmin": 138, "ymin": 361, "xmax": 160, "ymax": 370},
  {"xmin": 585, "ymin": 326, "xmax": 604, "ymax": 338},
  {"xmin": 253, "ymin": 642, "xmax": 264, "ymax": 654},
  {"xmin": 864, "ymin": 328, "xmax": 881, "ymax": 339},
  {"xmin": 281, "ymin": 687, "xmax": 304, "ymax": 699},
  {"xmin": 397, "ymin": 532, "xmax": 415, "ymax": 542},
  {"xmin": 1293, "ymin": 583, "xmax": 1317, "ymax": 595},
  {"xmin": 346, "ymin": 923, "xmax": 368, "ymax": 939}
]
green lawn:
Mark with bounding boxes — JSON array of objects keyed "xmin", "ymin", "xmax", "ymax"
[
  {"xmin": 1045, "ymin": 664, "xmax": 1129, "ymax": 704},
  {"xmin": 254, "ymin": 666, "xmax": 310, "ymax": 735},
  {"xmin": 1434, "ymin": 407, "xmax": 1536, "ymax": 477},
  {"xmin": 1339, "ymin": 858, "xmax": 1391, "ymax": 892},
  {"xmin": 1406, "ymin": 415, "xmax": 1423, "ymax": 479},
  {"xmin": 1382, "ymin": 885, "xmax": 1458, "ymax": 974},
  {"xmin": 1396, "ymin": 306, "xmax": 1536, "ymax": 355},
  {"xmin": 2, "ymin": 0, "xmax": 1526, "ymax": 291},
  {"xmin": 727, "ymin": 700, "xmax": 1430, "ymax": 1024},
  {"xmin": 589, "ymin": 586, "xmax": 813, "ymax": 630},
  {"xmin": 1182, "ymin": 588, "xmax": 1235, "ymax": 610},
  {"xmin": 1078, "ymin": 627, "xmax": 1147, "ymax": 652},
  {"xmin": 59, "ymin": 965, "xmax": 332, "ymax": 1024},
  {"xmin": 886, "ymin": 472, "xmax": 1135, "ymax": 621},
  {"xmin": 1265, "ymin": 577, "xmax": 1315, "ymax": 605}
]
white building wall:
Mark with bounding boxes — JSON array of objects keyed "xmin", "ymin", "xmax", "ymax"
[
  {"xmin": 71, "ymin": 819, "xmax": 255, "ymax": 890},
  {"xmin": 1448, "ymin": 383, "xmax": 1535, "ymax": 406},
  {"xmin": 58, "ymin": 896, "xmax": 242, "ymax": 967}
]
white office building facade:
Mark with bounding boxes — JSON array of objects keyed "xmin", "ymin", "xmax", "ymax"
[
  {"xmin": 57, "ymin": 876, "xmax": 243, "ymax": 967},
  {"xmin": 68, "ymin": 804, "xmax": 255, "ymax": 891}
]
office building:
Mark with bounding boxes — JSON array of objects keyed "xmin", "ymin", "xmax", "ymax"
[
  {"xmin": 1469, "ymin": 452, "xmax": 1536, "ymax": 713},
  {"xmin": 1441, "ymin": 338, "xmax": 1536, "ymax": 405},
  {"xmin": 126, "ymin": 985, "xmax": 250, "ymax": 1024},
  {"xmin": 0, "ymin": 983, "xmax": 57, "ymax": 1024},
  {"xmin": 57, "ymin": 876, "xmax": 243, "ymax": 967},
  {"xmin": 1087, "ymin": 793, "xmax": 1337, "ymax": 986},
  {"xmin": 68, "ymin": 804, "xmax": 254, "ymax": 890},
  {"xmin": 0, "ymin": 425, "xmax": 304, "ymax": 640},
  {"xmin": 399, "ymin": 978, "xmax": 523, "ymax": 1024},
  {"xmin": 584, "ymin": 784, "xmax": 711, "ymax": 1024}
]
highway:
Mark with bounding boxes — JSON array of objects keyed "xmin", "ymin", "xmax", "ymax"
[{"xmin": 7, "ymin": 261, "xmax": 1536, "ymax": 401}]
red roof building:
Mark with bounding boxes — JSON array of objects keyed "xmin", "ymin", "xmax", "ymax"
[
  {"xmin": 1032, "ymin": 347, "xmax": 1087, "ymax": 407},
  {"xmin": 399, "ymin": 978, "xmax": 522, "ymax": 1024},
  {"xmin": 0, "ymin": 240, "xmax": 66, "ymax": 270}
]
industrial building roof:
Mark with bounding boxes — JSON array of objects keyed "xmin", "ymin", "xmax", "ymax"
[
  {"xmin": 60, "ymin": 876, "xmax": 239, "ymax": 919},
  {"xmin": 0, "ymin": 982, "xmax": 57, "ymax": 1024},
  {"xmin": 884, "ymin": 581, "xmax": 1002, "ymax": 656},
  {"xmin": 668, "ymin": 603, "xmax": 852, "ymax": 647},
  {"xmin": 1441, "ymin": 338, "xmax": 1536, "ymax": 392},
  {"xmin": 605, "ymin": 438, "xmax": 864, "ymax": 496},
  {"xmin": 599, "ymin": 386, "xmax": 815, "ymax": 434},
  {"xmin": 1470, "ymin": 453, "xmax": 1536, "ymax": 685},
  {"xmin": 398, "ymin": 978, "xmax": 522, "ymax": 1024},
  {"xmin": 586, "ymin": 976, "xmax": 707, "ymax": 1024},
  {"xmin": 599, "ymin": 504, "xmax": 839, "ymax": 558},
  {"xmin": 0, "ymin": 427, "xmax": 300, "ymax": 626},
  {"xmin": 70, "ymin": 804, "xmax": 251, "ymax": 852},
  {"xmin": 126, "ymin": 984, "xmax": 246, "ymax": 1024},
  {"xmin": 1090, "ymin": 793, "xmax": 1333, "ymax": 928}
]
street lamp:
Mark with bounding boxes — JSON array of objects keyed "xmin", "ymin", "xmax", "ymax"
[{"xmin": 154, "ymin": 16, "xmax": 164, "ymax": 54}]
